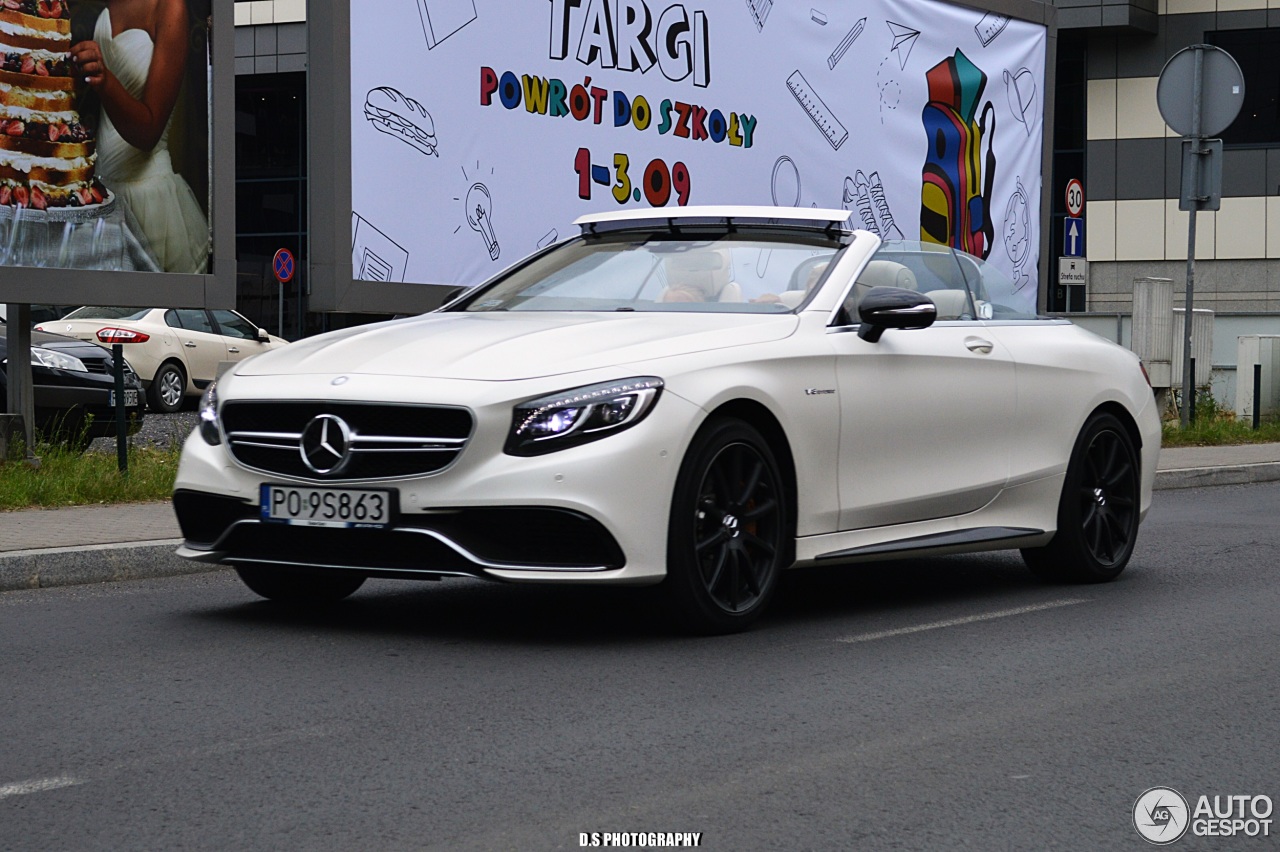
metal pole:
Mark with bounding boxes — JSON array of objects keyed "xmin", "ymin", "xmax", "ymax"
[
  {"xmin": 113, "ymin": 343, "xmax": 127, "ymax": 473},
  {"xmin": 5, "ymin": 303, "xmax": 35, "ymax": 449},
  {"xmin": 1254, "ymin": 362, "xmax": 1263, "ymax": 430},
  {"xmin": 1180, "ymin": 47, "xmax": 1205, "ymax": 429},
  {"xmin": 1189, "ymin": 357, "xmax": 1197, "ymax": 424}
]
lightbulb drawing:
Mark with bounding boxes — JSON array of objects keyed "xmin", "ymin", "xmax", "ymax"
[{"xmin": 466, "ymin": 182, "xmax": 499, "ymax": 261}]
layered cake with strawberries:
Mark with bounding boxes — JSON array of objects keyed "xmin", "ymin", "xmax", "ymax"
[{"xmin": 0, "ymin": 1, "xmax": 107, "ymax": 210}]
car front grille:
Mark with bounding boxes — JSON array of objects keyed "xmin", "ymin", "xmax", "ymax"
[{"xmin": 221, "ymin": 401, "xmax": 473, "ymax": 481}]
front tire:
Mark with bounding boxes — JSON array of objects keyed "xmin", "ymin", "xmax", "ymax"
[
  {"xmin": 1022, "ymin": 412, "xmax": 1141, "ymax": 583},
  {"xmin": 234, "ymin": 565, "xmax": 366, "ymax": 603},
  {"xmin": 663, "ymin": 418, "xmax": 790, "ymax": 634}
]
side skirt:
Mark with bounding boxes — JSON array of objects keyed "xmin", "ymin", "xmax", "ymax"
[{"xmin": 816, "ymin": 526, "xmax": 1045, "ymax": 561}]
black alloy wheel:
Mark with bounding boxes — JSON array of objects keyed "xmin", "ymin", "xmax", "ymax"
[
  {"xmin": 664, "ymin": 418, "xmax": 789, "ymax": 633},
  {"xmin": 234, "ymin": 564, "xmax": 367, "ymax": 603},
  {"xmin": 1022, "ymin": 412, "xmax": 1140, "ymax": 583}
]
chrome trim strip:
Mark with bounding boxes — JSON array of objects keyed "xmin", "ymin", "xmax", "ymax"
[
  {"xmin": 349, "ymin": 446, "xmax": 462, "ymax": 454},
  {"xmin": 227, "ymin": 430, "xmax": 302, "ymax": 441},
  {"xmin": 194, "ymin": 518, "xmax": 612, "ymax": 573},
  {"xmin": 351, "ymin": 435, "xmax": 467, "ymax": 446}
]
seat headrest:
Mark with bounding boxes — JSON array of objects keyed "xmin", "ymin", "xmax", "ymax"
[
  {"xmin": 661, "ymin": 248, "xmax": 732, "ymax": 302},
  {"xmin": 856, "ymin": 260, "xmax": 917, "ymax": 291}
]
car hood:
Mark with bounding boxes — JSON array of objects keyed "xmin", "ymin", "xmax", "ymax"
[
  {"xmin": 235, "ymin": 311, "xmax": 799, "ymax": 381},
  {"xmin": 0, "ymin": 325, "xmax": 113, "ymax": 362}
]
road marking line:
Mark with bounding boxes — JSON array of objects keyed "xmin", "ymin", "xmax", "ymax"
[
  {"xmin": 0, "ymin": 776, "xmax": 85, "ymax": 800},
  {"xmin": 836, "ymin": 598, "xmax": 1090, "ymax": 644}
]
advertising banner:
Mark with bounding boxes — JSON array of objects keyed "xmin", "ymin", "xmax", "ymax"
[
  {"xmin": 0, "ymin": 0, "xmax": 212, "ymax": 275},
  {"xmin": 350, "ymin": 0, "xmax": 1046, "ymax": 312}
]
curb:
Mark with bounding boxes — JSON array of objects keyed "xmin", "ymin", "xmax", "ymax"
[
  {"xmin": 0, "ymin": 540, "xmax": 220, "ymax": 593},
  {"xmin": 1154, "ymin": 462, "xmax": 1280, "ymax": 491}
]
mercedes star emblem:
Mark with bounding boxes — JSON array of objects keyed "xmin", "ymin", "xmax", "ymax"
[{"xmin": 300, "ymin": 414, "xmax": 353, "ymax": 475}]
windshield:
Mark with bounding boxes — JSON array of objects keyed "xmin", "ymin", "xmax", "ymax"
[
  {"xmin": 454, "ymin": 232, "xmax": 847, "ymax": 313},
  {"xmin": 62, "ymin": 306, "xmax": 152, "ymax": 321}
]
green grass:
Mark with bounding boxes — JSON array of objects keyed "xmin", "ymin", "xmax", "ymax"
[
  {"xmin": 1161, "ymin": 386, "xmax": 1280, "ymax": 447},
  {"xmin": 0, "ymin": 440, "xmax": 181, "ymax": 511}
]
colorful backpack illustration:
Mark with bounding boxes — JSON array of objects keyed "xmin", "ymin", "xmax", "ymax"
[{"xmin": 919, "ymin": 49, "xmax": 996, "ymax": 259}]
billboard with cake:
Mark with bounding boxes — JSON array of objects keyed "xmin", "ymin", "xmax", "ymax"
[
  {"xmin": 329, "ymin": 0, "xmax": 1050, "ymax": 315},
  {"xmin": 0, "ymin": 0, "xmax": 219, "ymax": 284}
]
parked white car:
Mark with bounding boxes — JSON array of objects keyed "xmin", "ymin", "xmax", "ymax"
[
  {"xmin": 40, "ymin": 308, "xmax": 288, "ymax": 413},
  {"xmin": 173, "ymin": 207, "xmax": 1160, "ymax": 633}
]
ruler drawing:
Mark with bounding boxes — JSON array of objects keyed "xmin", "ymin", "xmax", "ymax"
[
  {"xmin": 786, "ymin": 71, "xmax": 848, "ymax": 150},
  {"xmin": 974, "ymin": 12, "xmax": 1009, "ymax": 46},
  {"xmin": 827, "ymin": 17, "xmax": 866, "ymax": 69}
]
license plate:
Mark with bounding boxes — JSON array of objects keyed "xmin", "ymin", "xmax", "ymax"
[
  {"xmin": 260, "ymin": 485, "xmax": 393, "ymax": 528},
  {"xmin": 109, "ymin": 389, "xmax": 139, "ymax": 408}
]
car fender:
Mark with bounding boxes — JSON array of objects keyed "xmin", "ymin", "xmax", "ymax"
[{"xmin": 653, "ymin": 327, "xmax": 842, "ymax": 537}]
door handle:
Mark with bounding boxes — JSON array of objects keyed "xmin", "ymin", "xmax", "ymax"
[
  {"xmin": 227, "ymin": 347, "xmax": 240, "ymax": 354},
  {"xmin": 184, "ymin": 341, "xmax": 197, "ymax": 348},
  {"xmin": 964, "ymin": 336, "xmax": 994, "ymax": 354}
]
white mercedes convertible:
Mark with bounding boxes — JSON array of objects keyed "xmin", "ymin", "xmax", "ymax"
[{"xmin": 174, "ymin": 207, "xmax": 1160, "ymax": 633}]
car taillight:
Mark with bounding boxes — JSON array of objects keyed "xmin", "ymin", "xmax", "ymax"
[
  {"xmin": 97, "ymin": 328, "xmax": 150, "ymax": 343},
  {"xmin": 1139, "ymin": 361, "xmax": 1151, "ymax": 387}
]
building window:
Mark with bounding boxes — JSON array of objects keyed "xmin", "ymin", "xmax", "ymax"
[
  {"xmin": 1206, "ymin": 30, "xmax": 1280, "ymax": 147},
  {"xmin": 235, "ymin": 72, "xmax": 306, "ymax": 338},
  {"xmin": 1049, "ymin": 32, "xmax": 1086, "ymax": 313}
]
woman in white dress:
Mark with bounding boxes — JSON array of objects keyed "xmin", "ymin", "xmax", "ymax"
[{"xmin": 69, "ymin": 0, "xmax": 209, "ymax": 274}]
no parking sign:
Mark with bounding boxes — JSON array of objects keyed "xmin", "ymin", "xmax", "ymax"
[{"xmin": 273, "ymin": 248, "xmax": 296, "ymax": 284}]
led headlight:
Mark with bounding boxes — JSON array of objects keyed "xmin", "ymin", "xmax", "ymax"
[
  {"xmin": 31, "ymin": 347, "xmax": 88, "ymax": 372},
  {"xmin": 198, "ymin": 381, "xmax": 221, "ymax": 445},
  {"xmin": 506, "ymin": 377, "xmax": 663, "ymax": 456}
]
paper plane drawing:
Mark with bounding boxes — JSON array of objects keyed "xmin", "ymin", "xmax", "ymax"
[{"xmin": 886, "ymin": 22, "xmax": 920, "ymax": 70}]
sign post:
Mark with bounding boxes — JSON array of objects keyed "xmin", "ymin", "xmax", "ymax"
[{"xmin": 1157, "ymin": 45, "xmax": 1244, "ymax": 427}]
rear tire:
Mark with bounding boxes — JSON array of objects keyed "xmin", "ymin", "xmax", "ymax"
[
  {"xmin": 1021, "ymin": 412, "xmax": 1140, "ymax": 583},
  {"xmin": 147, "ymin": 362, "xmax": 186, "ymax": 413},
  {"xmin": 234, "ymin": 565, "xmax": 366, "ymax": 603},
  {"xmin": 662, "ymin": 418, "xmax": 790, "ymax": 634}
]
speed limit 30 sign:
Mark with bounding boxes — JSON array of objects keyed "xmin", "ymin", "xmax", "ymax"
[{"xmin": 1065, "ymin": 179, "xmax": 1084, "ymax": 218}]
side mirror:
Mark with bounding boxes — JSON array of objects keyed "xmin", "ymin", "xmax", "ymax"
[
  {"xmin": 856, "ymin": 286, "xmax": 937, "ymax": 343},
  {"xmin": 256, "ymin": 328, "xmax": 271, "ymax": 343}
]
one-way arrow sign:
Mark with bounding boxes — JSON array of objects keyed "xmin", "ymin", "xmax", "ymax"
[{"xmin": 1063, "ymin": 217, "xmax": 1085, "ymax": 258}]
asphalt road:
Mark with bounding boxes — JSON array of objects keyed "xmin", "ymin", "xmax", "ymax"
[{"xmin": 2, "ymin": 483, "xmax": 1278, "ymax": 851}]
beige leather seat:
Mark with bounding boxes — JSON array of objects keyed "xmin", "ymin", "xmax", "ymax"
[
  {"xmin": 776, "ymin": 261, "xmax": 829, "ymax": 308},
  {"xmin": 847, "ymin": 260, "xmax": 917, "ymax": 316},
  {"xmin": 659, "ymin": 249, "xmax": 743, "ymax": 303},
  {"xmin": 926, "ymin": 288, "xmax": 972, "ymax": 319}
]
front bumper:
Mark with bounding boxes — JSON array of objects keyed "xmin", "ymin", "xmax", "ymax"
[
  {"xmin": 174, "ymin": 491, "xmax": 626, "ymax": 579},
  {"xmin": 34, "ymin": 379, "xmax": 145, "ymax": 439},
  {"xmin": 172, "ymin": 378, "xmax": 705, "ymax": 584}
]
